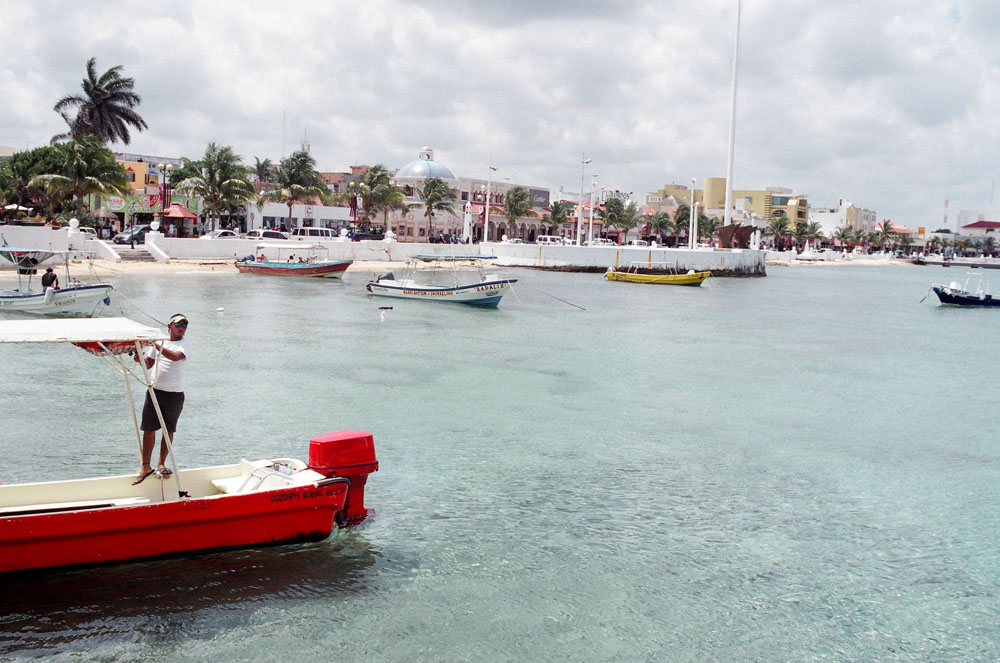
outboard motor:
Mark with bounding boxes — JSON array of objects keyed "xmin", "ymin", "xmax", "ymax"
[{"xmin": 308, "ymin": 430, "xmax": 378, "ymax": 526}]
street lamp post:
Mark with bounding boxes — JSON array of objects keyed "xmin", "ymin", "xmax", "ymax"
[
  {"xmin": 577, "ymin": 153, "xmax": 592, "ymax": 246},
  {"xmin": 157, "ymin": 163, "xmax": 173, "ymax": 234},
  {"xmin": 689, "ymin": 178, "xmax": 697, "ymax": 250},
  {"xmin": 588, "ymin": 172, "xmax": 598, "ymax": 245},
  {"xmin": 483, "ymin": 161, "xmax": 497, "ymax": 246}
]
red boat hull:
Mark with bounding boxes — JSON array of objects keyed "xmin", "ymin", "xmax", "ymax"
[
  {"xmin": 235, "ymin": 260, "xmax": 351, "ymax": 277},
  {"xmin": 0, "ymin": 481, "xmax": 348, "ymax": 574}
]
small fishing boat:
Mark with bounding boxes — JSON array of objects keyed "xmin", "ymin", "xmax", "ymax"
[
  {"xmin": 235, "ymin": 242, "xmax": 352, "ymax": 278},
  {"xmin": 605, "ymin": 262, "xmax": 710, "ymax": 286},
  {"xmin": 366, "ymin": 254, "xmax": 517, "ymax": 307},
  {"xmin": 0, "ymin": 247, "xmax": 113, "ymax": 316},
  {"xmin": 926, "ymin": 273, "xmax": 1000, "ymax": 307},
  {"xmin": 0, "ymin": 318, "xmax": 378, "ymax": 574}
]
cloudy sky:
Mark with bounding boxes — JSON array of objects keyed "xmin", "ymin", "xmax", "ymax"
[{"xmin": 3, "ymin": 0, "xmax": 1000, "ymax": 228}]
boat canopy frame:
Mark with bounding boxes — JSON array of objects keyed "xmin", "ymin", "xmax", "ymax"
[{"xmin": 0, "ymin": 318, "xmax": 187, "ymax": 497}]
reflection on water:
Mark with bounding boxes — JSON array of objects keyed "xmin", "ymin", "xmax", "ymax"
[{"xmin": 0, "ymin": 533, "xmax": 379, "ymax": 656}]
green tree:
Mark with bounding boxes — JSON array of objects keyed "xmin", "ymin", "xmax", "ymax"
[
  {"xmin": 52, "ymin": 57, "xmax": 147, "ymax": 145},
  {"xmin": 253, "ymin": 157, "xmax": 273, "ymax": 188},
  {"xmin": 766, "ymin": 217, "xmax": 791, "ymax": 249},
  {"xmin": 501, "ymin": 187, "xmax": 536, "ymax": 239},
  {"xmin": 542, "ymin": 200, "xmax": 572, "ymax": 234},
  {"xmin": 673, "ymin": 204, "xmax": 691, "ymax": 244},
  {"xmin": 648, "ymin": 212, "xmax": 675, "ymax": 244},
  {"xmin": 29, "ymin": 137, "xmax": 129, "ymax": 219},
  {"xmin": 418, "ymin": 177, "xmax": 457, "ymax": 238},
  {"xmin": 359, "ymin": 164, "xmax": 410, "ymax": 230},
  {"xmin": 0, "ymin": 145, "xmax": 63, "ymax": 213},
  {"xmin": 173, "ymin": 143, "xmax": 256, "ymax": 232},
  {"xmin": 875, "ymin": 220, "xmax": 896, "ymax": 249},
  {"xmin": 832, "ymin": 225, "xmax": 852, "ymax": 247},
  {"xmin": 599, "ymin": 198, "xmax": 641, "ymax": 243},
  {"xmin": 699, "ymin": 215, "xmax": 722, "ymax": 245},
  {"xmin": 259, "ymin": 150, "xmax": 328, "ymax": 230}
]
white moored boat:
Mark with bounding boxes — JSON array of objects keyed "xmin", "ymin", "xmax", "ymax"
[
  {"xmin": 0, "ymin": 247, "xmax": 112, "ymax": 316},
  {"xmin": 366, "ymin": 254, "xmax": 517, "ymax": 307}
]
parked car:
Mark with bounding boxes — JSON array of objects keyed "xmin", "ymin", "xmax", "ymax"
[
  {"xmin": 585, "ymin": 238, "xmax": 617, "ymax": 247},
  {"xmin": 113, "ymin": 224, "xmax": 150, "ymax": 245},
  {"xmin": 291, "ymin": 227, "xmax": 337, "ymax": 240},
  {"xmin": 626, "ymin": 239, "xmax": 649, "ymax": 247},
  {"xmin": 536, "ymin": 235, "xmax": 565, "ymax": 245},
  {"xmin": 244, "ymin": 229, "xmax": 288, "ymax": 240},
  {"xmin": 200, "ymin": 229, "xmax": 238, "ymax": 240}
]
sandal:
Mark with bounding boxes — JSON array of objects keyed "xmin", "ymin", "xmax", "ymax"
[
  {"xmin": 158, "ymin": 467, "xmax": 173, "ymax": 477},
  {"xmin": 132, "ymin": 469, "xmax": 155, "ymax": 485}
]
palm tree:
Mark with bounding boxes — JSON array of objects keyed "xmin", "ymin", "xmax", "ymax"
[
  {"xmin": 259, "ymin": 150, "xmax": 327, "ymax": 230},
  {"xmin": 805, "ymin": 221, "xmax": 825, "ymax": 246},
  {"xmin": 699, "ymin": 215, "xmax": 723, "ymax": 245},
  {"xmin": 673, "ymin": 204, "xmax": 690, "ymax": 245},
  {"xmin": 600, "ymin": 199, "xmax": 641, "ymax": 243},
  {"xmin": 984, "ymin": 236, "xmax": 997, "ymax": 257},
  {"xmin": 52, "ymin": 57, "xmax": 147, "ymax": 145},
  {"xmin": 29, "ymin": 137, "xmax": 129, "ymax": 219},
  {"xmin": 832, "ymin": 225, "xmax": 852, "ymax": 248},
  {"xmin": 418, "ymin": 177, "xmax": 457, "ymax": 238},
  {"xmin": 359, "ymin": 164, "xmax": 410, "ymax": 231},
  {"xmin": 501, "ymin": 187, "xmax": 536, "ymax": 239},
  {"xmin": 253, "ymin": 157, "xmax": 273, "ymax": 188},
  {"xmin": 766, "ymin": 217, "xmax": 791, "ymax": 249},
  {"xmin": 173, "ymin": 143, "xmax": 256, "ymax": 232},
  {"xmin": 648, "ymin": 212, "xmax": 675, "ymax": 245},
  {"xmin": 875, "ymin": 220, "xmax": 896, "ymax": 250},
  {"xmin": 542, "ymin": 200, "xmax": 572, "ymax": 235}
]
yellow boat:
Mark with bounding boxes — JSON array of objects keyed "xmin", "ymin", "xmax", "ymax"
[{"xmin": 605, "ymin": 268, "xmax": 711, "ymax": 286}]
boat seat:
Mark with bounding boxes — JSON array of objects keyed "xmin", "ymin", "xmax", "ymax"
[
  {"xmin": 211, "ymin": 467, "xmax": 292, "ymax": 494},
  {"xmin": 0, "ymin": 496, "xmax": 150, "ymax": 517}
]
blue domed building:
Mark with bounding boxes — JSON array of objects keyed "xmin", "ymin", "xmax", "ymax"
[
  {"xmin": 394, "ymin": 147, "xmax": 456, "ymax": 181},
  {"xmin": 388, "ymin": 147, "xmax": 551, "ymax": 243}
]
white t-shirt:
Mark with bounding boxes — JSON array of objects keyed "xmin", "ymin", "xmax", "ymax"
[{"xmin": 145, "ymin": 337, "xmax": 191, "ymax": 392}]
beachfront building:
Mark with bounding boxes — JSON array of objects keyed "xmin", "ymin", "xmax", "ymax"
[
  {"xmin": 956, "ymin": 207, "xmax": 1000, "ymax": 234},
  {"xmin": 387, "ymin": 147, "xmax": 550, "ymax": 242},
  {"xmin": 810, "ymin": 199, "xmax": 878, "ymax": 238},
  {"xmin": 960, "ymin": 220, "xmax": 1000, "ymax": 237},
  {"xmin": 647, "ymin": 179, "xmax": 809, "ymax": 228}
]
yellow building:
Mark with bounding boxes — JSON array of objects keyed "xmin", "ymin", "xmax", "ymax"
[{"xmin": 647, "ymin": 179, "xmax": 808, "ymax": 225}]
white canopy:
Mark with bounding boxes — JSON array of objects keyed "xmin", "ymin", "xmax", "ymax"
[{"xmin": 0, "ymin": 317, "xmax": 167, "ymax": 344}]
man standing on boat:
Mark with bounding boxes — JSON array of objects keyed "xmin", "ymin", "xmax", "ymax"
[{"xmin": 131, "ymin": 313, "xmax": 191, "ymax": 485}]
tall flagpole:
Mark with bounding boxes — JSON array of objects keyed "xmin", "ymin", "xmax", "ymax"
[{"xmin": 723, "ymin": 0, "xmax": 742, "ymax": 229}]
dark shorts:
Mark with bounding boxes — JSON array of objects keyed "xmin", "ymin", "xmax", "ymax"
[{"xmin": 141, "ymin": 389, "xmax": 185, "ymax": 433}]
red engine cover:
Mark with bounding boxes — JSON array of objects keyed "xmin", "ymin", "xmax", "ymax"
[{"xmin": 308, "ymin": 430, "xmax": 378, "ymax": 525}]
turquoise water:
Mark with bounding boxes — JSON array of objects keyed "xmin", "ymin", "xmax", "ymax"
[{"xmin": 0, "ymin": 264, "xmax": 997, "ymax": 661}]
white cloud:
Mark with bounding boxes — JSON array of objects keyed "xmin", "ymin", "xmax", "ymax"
[{"xmin": 2, "ymin": 0, "xmax": 999, "ymax": 225}]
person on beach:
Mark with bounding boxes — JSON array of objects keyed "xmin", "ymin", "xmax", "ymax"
[
  {"xmin": 131, "ymin": 313, "xmax": 191, "ymax": 485},
  {"xmin": 41, "ymin": 267, "xmax": 59, "ymax": 290}
]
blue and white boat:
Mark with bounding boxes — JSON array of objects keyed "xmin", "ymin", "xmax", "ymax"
[
  {"xmin": 366, "ymin": 254, "xmax": 517, "ymax": 308},
  {"xmin": 0, "ymin": 247, "xmax": 113, "ymax": 317}
]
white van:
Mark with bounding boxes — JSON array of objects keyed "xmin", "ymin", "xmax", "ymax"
[
  {"xmin": 291, "ymin": 227, "xmax": 336, "ymax": 240},
  {"xmin": 536, "ymin": 235, "xmax": 565, "ymax": 245}
]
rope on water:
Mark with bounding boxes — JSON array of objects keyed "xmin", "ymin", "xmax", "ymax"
[
  {"xmin": 111, "ymin": 285, "xmax": 166, "ymax": 327},
  {"xmin": 530, "ymin": 285, "xmax": 586, "ymax": 311}
]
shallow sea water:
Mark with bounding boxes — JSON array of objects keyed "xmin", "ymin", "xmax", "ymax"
[{"xmin": 0, "ymin": 262, "xmax": 997, "ymax": 662}]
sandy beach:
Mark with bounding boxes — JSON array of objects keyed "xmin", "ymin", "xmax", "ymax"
[{"xmin": 0, "ymin": 254, "xmax": 909, "ymax": 281}]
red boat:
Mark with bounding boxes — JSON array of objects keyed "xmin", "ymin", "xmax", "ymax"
[
  {"xmin": 0, "ymin": 319, "xmax": 378, "ymax": 574},
  {"xmin": 235, "ymin": 242, "xmax": 352, "ymax": 278}
]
